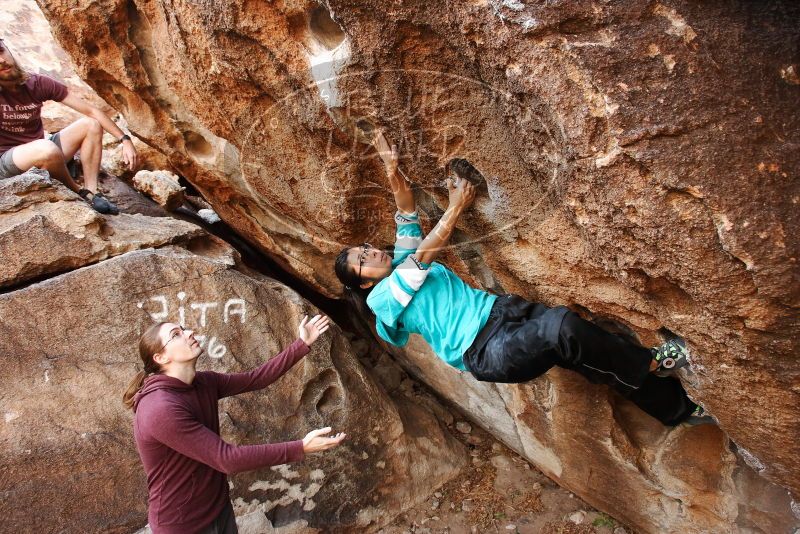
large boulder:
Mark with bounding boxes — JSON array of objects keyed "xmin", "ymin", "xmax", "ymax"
[
  {"xmin": 32, "ymin": 0, "xmax": 800, "ymax": 531},
  {"xmin": 398, "ymin": 337, "xmax": 799, "ymax": 534},
  {"xmin": 0, "ymin": 172, "xmax": 466, "ymax": 533},
  {"xmin": 0, "ymin": 170, "xmax": 201, "ymax": 289}
]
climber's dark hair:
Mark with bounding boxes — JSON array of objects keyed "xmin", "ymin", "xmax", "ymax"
[
  {"xmin": 334, "ymin": 247, "xmax": 361, "ymax": 291},
  {"xmin": 334, "ymin": 246, "xmax": 378, "ymax": 338}
]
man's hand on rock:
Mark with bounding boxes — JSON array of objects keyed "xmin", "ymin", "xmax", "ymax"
[{"xmin": 122, "ymin": 139, "xmax": 138, "ymax": 171}]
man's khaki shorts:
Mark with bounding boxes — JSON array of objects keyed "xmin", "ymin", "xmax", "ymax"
[{"xmin": 0, "ymin": 132, "xmax": 62, "ymax": 179}]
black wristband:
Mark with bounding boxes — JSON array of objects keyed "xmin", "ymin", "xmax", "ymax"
[{"xmin": 119, "ymin": 134, "xmax": 131, "ymax": 143}]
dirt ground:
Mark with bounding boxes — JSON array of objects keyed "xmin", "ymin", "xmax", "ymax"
[
  {"xmin": 349, "ymin": 336, "xmax": 635, "ymax": 534},
  {"xmin": 379, "ymin": 420, "xmax": 633, "ymax": 534}
]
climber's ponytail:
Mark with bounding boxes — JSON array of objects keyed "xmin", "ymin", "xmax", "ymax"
[
  {"xmin": 122, "ymin": 322, "xmax": 168, "ymax": 411},
  {"xmin": 122, "ymin": 371, "xmax": 147, "ymax": 411}
]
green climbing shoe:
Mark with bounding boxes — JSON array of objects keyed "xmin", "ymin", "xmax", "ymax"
[
  {"xmin": 651, "ymin": 338, "xmax": 691, "ymax": 377},
  {"xmin": 684, "ymin": 405, "xmax": 715, "ymax": 426}
]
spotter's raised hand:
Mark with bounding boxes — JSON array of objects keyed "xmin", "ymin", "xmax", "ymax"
[{"xmin": 298, "ymin": 314, "xmax": 331, "ymax": 346}]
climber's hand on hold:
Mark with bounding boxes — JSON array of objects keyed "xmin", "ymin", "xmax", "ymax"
[
  {"xmin": 416, "ymin": 179, "xmax": 472, "ymax": 265},
  {"xmin": 302, "ymin": 427, "xmax": 346, "ymax": 453},
  {"xmin": 384, "ymin": 143, "xmax": 407, "ymax": 195},
  {"xmin": 374, "ymin": 131, "xmax": 399, "ymax": 178},
  {"xmin": 447, "ymin": 177, "xmax": 476, "ymax": 212}
]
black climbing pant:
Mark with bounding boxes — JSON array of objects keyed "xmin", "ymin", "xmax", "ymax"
[
  {"xmin": 199, "ymin": 500, "xmax": 238, "ymax": 534},
  {"xmin": 463, "ymin": 295, "xmax": 696, "ymax": 426}
]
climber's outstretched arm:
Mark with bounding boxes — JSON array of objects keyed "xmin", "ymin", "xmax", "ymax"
[
  {"xmin": 414, "ymin": 178, "xmax": 475, "ymax": 265},
  {"xmin": 373, "ymin": 132, "xmax": 415, "ymax": 214}
]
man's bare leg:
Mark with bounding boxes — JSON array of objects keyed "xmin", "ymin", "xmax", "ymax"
[
  {"xmin": 56, "ymin": 117, "xmax": 103, "ymax": 192},
  {"xmin": 10, "ymin": 139, "xmax": 81, "ymax": 192}
]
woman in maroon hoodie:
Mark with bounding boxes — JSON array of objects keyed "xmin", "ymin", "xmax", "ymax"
[{"xmin": 123, "ymin": 314, "xmax": 345, "ymax": 534}]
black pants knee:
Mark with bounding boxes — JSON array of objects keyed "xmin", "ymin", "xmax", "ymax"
[
  {"xmin": 557, "ymin": 311, "xmax": 651, "ymax": 391},
  {"xmin": 463, "ymin": 296, "xmax": 567, "ymax": 383}
]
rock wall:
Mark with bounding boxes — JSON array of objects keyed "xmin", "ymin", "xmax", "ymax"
[
  {"xmin": 0, "ymin": 172, "xmax": 466, "ymax": 533},
  {"xmin": 31, "ymin": 0, "xmax": 800, "ymax": 532}
]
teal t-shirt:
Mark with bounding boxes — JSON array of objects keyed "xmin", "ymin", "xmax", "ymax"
[{"xmin": 366, "ymin": 211, "xmax": 497, "ymax": 370}]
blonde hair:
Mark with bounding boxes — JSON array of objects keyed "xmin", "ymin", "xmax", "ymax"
[{"xmin": 122, "ymin": 322, "xmax": 168, "ymax": 410}]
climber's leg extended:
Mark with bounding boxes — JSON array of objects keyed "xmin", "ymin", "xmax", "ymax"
[
  {"xmin": 626, "ymin": 374, "xmax": 698, "ymax": 425},
  {"xmin": 463, "ymin": 297, "xmax": 699, "ymax": 426},
  {"xmin": 465, "ymin": 297, "xmax": 651, "ymax": 385},
  {"xmin": 557, "ymin": 311, "xmax": 699, "ymax": 425},
  {"xmin": 557, "ymin": 311, "xmax": 652, "ymax": 392}
]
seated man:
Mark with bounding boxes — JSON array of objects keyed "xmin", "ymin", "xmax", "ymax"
[{"xmin": 0, "ymin": 38, "xmax": 137, "ymax": 214}]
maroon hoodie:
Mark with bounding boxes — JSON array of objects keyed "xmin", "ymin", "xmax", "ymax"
[{"xmin": 133, "ymin": 338, "xmax": 310, "ymax": 534}]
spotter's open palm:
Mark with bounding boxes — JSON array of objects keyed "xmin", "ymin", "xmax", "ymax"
[{"xmin": 299, "ymin": 314, "xmax": 331, "ymax": 346}]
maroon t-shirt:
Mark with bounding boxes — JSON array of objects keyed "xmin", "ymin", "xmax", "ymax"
[
  {"xmin": 0, "ymin": 73, "xmax": 69, "ymax": 153},
  {"xmin": 132, "ymin": 338, "xmax": 310, "ymax": 534}
]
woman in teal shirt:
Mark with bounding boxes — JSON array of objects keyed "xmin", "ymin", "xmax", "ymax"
[{"xmin": 334, "ymin": 134, "xmax": 702, "ymax": 426}]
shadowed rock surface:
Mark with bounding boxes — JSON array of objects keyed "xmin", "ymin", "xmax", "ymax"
[{"xmin": 21, "ymin": 0, "xmax": 800, "ymax": 531}]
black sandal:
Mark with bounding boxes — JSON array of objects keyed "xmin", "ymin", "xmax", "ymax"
[{"xmin": 79, "ymin": 189, "xmax": 120, "ymax": 215}]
